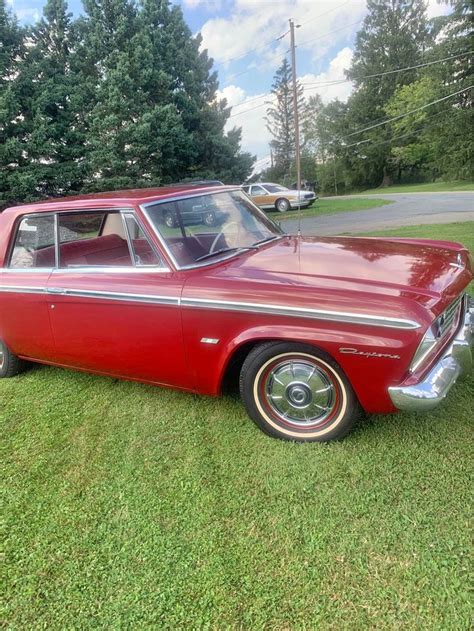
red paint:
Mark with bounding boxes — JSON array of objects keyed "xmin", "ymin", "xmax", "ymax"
[{"xmin": 0, "ymin": 188, "xmax": 472, "ymax": 416}]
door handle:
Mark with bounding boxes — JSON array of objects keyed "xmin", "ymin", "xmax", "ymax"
[{"xmin": 48, "ymin": 287, "xmax": 66, "ymax": 295}]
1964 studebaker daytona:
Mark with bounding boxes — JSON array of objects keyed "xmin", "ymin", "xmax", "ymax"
[{"xmin": 0, "ymin": 186, "xmax": 472, "ymax": 441}]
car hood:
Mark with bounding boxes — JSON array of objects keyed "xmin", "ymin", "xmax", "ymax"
[{"xmin": 187, "ymin": 235, "xmax": 472, "ymax": 324}]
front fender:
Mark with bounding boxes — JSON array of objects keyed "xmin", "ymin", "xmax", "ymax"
[{"xmin": 182, "ymin": 310, "xmax": 419, "ymax": 413}]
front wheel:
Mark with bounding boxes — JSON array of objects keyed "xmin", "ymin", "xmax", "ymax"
[
  {"xmin": 0, "ymin": 340, "xmax": 26, "ymax": 378},
  {"xmin": 240, "ymin": 342, "xmax": 361, "ymax": 442},
  {"xmin": 275, "ymin": 198, "xmax": 290, "ymax": 213}
]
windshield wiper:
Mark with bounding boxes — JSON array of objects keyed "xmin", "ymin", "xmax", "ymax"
[
  {"xmin": 253, "ymin": 235, "xmax": 284, "ymax": 247},
  {"xmin": 195, "ymin": 246, "xmax": 257, "ymax": 263}
]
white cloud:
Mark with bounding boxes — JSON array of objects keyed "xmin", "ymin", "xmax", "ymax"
[
  {"xmin": 199, "ymin": 0, "xmax": 366, "ymax": 67},
  {"xmin": 14, "ymin": 7, "xmax": 40, "ymax": 22},
  {"xmin": 426, "ymin": 0, "xmax": 450, "ymax": 19},
  {"xmin": 223, "ymin": 45, "xmax": 356, "ymax": 159},
  {"xmin": 300, "ymin": 46, "xmax": 354, "ymax": 104},
  {"xmin": 216, "ymin": 84, "xmax": 246, "ymax": 106}
]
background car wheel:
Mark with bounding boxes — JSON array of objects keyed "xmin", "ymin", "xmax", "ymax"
[
  {"xmin": 203, "ymin": 211, "xmax": 216, "ymax": 227},
  {"xmin": 164, "ymin": 212, "xmax": 177, "ymax": 228},
  {"xmin": 275, "ymin": 198, "xmax": 290, "ymax": 213},
  {"xmin": 240, "ymin": 342, "xmax": 362, "ymax": 442},
  {"xmin": 0, "ymin": 340, "xmax": 26, "ymax": 378}
]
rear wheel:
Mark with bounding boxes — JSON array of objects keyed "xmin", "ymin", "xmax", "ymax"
[
  {"xmin": 203, "ymin": 211, "xmax": 216, "ymax": 226},
  {"xmin": 0, "ymin": 340, "xmax": 26, "ymax": 378},
  {"xmin": 275, "ymin": 198, "xmax": 290, "ymax": 213},
  {"xmin": 240, "ymin": 342, "xmax": 361, "ymax": 442},
  {"xmin": 164, "ymin": 212, "xmax": 177, "ymax": 228}
]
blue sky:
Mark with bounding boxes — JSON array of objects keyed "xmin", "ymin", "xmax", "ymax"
[{"xmin": 8, "ymin": 0, "xmax": 449, "ymax": 166}]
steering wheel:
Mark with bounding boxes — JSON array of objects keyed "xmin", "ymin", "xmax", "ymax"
[{"xmin": 209, "ymin": 221, "xmax": 240, "ymax": 254}]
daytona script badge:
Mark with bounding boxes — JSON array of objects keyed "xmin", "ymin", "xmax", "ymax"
[{"xmin": 339, "ymin": 347, "xmax": 401, "ymax": 360}]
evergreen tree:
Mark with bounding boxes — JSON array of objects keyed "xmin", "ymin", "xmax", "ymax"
[
  {"xmin": 344, "ymin": 0, "xmax": 431, "ymax": 187},
  {"xmin": 0, "ymin": 0, "xmax": 26, "ymax": 206},
  {"xmin": 265, "ymin": 58, "xmax": 305, "ymax": 179}
]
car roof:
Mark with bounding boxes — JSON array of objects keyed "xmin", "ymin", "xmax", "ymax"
[{"xmin": 2, "ymin": 185, "xmax": 238, "ymax": 215}]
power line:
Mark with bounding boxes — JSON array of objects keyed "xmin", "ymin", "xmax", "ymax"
[
  {"xmin": 222, "ymin": 17, "xmax": 365, "ymax": 84},
  {"xmin": 337, "ymin": 107, "xmax": 455, "ymax": 150},
  {"xmin": 302, "ymin": 50, "xmax": 473, "ymax": 88},
  {"xmin": 298, "ymin": 0, "xmax": 352, "ymax": 27},
  {"xmin": 344, "ymin": 85, "xmax": 472, "ymax": 138},
  {"xmin": 297, "ymin": 19, "xmax": 365, "ymax": 48},
  {"xmin": 212, "ymin": 1, "xmax": 353, "ymax": 68},
  {"xmin": 226, "ymin": 53, "xmax": 472, "ymax": 115}
]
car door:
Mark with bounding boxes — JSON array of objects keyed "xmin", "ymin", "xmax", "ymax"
[
  {"xmin": 250, "ymin": 185, "xmax": 272, "ymax": 208},
  {"xmin": 0, "ymin": 213, "xmax": 56, "ymax": 362},
  {"xmin": 46, "ymin": 208, "xmax": 190, "ymax": 389}
]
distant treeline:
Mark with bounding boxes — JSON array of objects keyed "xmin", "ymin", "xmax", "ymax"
[{"xmin": 262, "ymin": 0, "xmax": 473, "ymax": 194}]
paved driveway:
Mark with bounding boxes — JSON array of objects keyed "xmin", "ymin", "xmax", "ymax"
[{"xmin": 280, "ymin": 192, "xmax": 474, "ymax": 236}]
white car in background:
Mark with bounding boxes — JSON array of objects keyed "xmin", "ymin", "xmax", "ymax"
[{"xmin": 242, "ymin": 183, "xmax": 317, "ymax": 213}]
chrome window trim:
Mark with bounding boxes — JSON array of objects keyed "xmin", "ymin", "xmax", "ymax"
[
  {"xmin": 120, "ymin": 211, "xmax": 166, "ymax": 269},
  {"xmin": 139, "ymin": 187, "xmax": 282, "ymax": 272},
  {"xmin": 7, "ymin": 212, "xmax": 56, "ymax": 270}
]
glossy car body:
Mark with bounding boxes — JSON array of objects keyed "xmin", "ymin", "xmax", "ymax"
[
  {"xmin": 242, "ymin": 183, "xmax": 316, "ymax": 212},
  {"xmin": 0, "ymin": 185, "xmax": 472, "ymax": 440}
]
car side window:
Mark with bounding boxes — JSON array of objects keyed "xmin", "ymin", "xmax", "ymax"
[
  {"xmin": 58, "ymin": 212, "xmax": 133, "ymax": 268},
  {"xmin": 9, "ymin": 215, "xmax": 55, "ymax": 269},
  {"xmin": 251, "ymin": 185, "xmax": 266, "ymax": 195},
  {"xmin": 122, "ymin": 214, "xmax": 163, "ymax": 267}
]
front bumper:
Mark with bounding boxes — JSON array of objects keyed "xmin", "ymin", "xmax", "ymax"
[{"xmin": 389, "ymin": 296, "xmax": 473, "ymax": 411}]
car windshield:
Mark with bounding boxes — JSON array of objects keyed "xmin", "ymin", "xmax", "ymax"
[
  {"xmin": 144, "ymin": 189, "xmax": 283, "ymax": 268},
  {"xmin": 264, "ymin": 184, "xmax": 288, "ymax": 193}
]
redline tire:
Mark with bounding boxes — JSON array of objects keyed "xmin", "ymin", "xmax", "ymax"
[
  {"xmin": 0, "ymin": 340, "xmax": 25, "ymax": 378},
  {"xmin": 240, "ymin": 342, "xmax": 362, "ymax": 442}
]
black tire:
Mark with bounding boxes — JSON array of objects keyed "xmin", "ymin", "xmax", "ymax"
[
  {"xmin": 164, "ymin": 212, "xmax": 177, "ymax": 229},
  {"xmin": 0, "ymin": 340, "xmax": 26, "ymax": 378},
  {"xmin": 203, "ymin": 211, "xmax": 216, "ymax": 227},
  {"xmin": 239, "ymin": 342, "xmax": 362, "ymax": 442},
  {"xmin": 275, "ymin": 198, "xmax": 290, "ymax": 213}
]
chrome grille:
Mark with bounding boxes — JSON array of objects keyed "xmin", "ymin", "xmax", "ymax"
[{"xmin": 436, "ymin": 294, "xmax": 463, "ymax": 339}]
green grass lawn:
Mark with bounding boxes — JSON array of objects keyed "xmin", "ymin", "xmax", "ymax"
[
  {"xmin": 2, "ymin": 223, "xmax": 473, "ymax": 628},
  {"xmin": 269, "ymin": 196, "xmax": 393, "ymax": 220},
  {"xmin": 356, "ymin": 181, "xmax": 474, "ymax": 195}
]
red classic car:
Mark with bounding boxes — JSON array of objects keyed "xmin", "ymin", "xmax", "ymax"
[{"xmin": 0, "ymin": 186, "xmax": 472, "ymax": 442}]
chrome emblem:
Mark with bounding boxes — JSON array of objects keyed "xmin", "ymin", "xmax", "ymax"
[{"xmin": 339, "ymin": 347, "xmax": 400, "ymax": 360}]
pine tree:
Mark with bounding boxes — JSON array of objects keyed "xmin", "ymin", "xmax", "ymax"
[
  {"xmin": 344, "ymin": 0, "xmax": 432, "ymax": 187},
  {"xmin": 0, "ymin": 0, "xmax": 26, "ymax": 206},
  {"xmin": 265, "ymin": 58, "xmax": 305, "ymax": 179}
]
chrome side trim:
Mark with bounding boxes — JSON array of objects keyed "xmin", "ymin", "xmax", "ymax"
[
  {"xmin": 51, "ymin": 266, "xmax": 171, "ymax": 274},
  {"xmin": 45, "ymin": 287, "xmax": 180, "ymax": 306},
  {"xmin": 0, "ymin": 285, "xmax": 46, "ymax": 295},
  {"xmin": 2, "ymin": 268, "xmax": 54, "ymax": 274},
  {"xmin": 181, "ymin": 297, "xmax": 421, "ymax": 330},
  {"xmin": 0, "ymin": 283, "xmax": 422, "ymax": 329}
]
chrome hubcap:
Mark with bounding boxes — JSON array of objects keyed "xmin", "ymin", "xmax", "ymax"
[
  {"xmin": 0, "ymin": 346, "xmax": 4, "ymax": 371},
  {"xmin": 277, "ymin": 200, "xmax": 287, "ymax": 211},
  {"xmin": 265, "ymin": 360, "xmax": 336, "ymax": 426}
]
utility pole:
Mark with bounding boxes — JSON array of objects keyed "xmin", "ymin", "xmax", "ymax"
[{"xmin": 289, "ymin": 19, "xmax": 302, "ymax": 231}]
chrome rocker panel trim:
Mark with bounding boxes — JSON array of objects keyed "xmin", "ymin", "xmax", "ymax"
[{"xmin": 389, "ymin": 297, "xmax": 473, "ymax": 411}]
